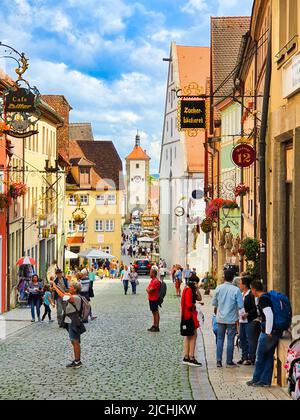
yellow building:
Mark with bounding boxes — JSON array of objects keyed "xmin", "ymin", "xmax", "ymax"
[
  {"xmin": 267, "ymin": 0, "xmax": 300, "ymax": 384},
  {"xmin": 8, "ymin": 98, "xmax": 65, "ymax": 309},
  {"xmin": 65, "ymin": 140, "xmax": 123, "ymax": 264}
]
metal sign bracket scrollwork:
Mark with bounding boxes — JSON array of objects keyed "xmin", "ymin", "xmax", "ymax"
[{"xmin": 0, "ymin": 42, "xmax": 41, "ymax": 139}]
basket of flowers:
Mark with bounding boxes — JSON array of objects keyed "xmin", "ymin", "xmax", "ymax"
[
  {"xmin": 234, "ymin": 183, "xmax": 250, "ymax": 198},
  {"xmin": 9, "ymin": 182, "xmax": 28, "ymax": 199}
]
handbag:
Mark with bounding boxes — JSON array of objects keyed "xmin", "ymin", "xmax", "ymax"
[{"xmin": 180, "ymin": 316, "xmax": 195, "ymax": 337}]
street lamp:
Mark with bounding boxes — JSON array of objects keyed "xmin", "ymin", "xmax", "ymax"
[{"xmin": 224, "ymin": 223, "xmax": 231, "ymax": 234}]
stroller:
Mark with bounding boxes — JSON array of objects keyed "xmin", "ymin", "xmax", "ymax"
[{"xmin": 285, "ymin": 338, "xmax": 300, "ymax": 400}]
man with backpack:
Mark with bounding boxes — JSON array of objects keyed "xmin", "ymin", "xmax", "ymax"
[
  {"xmin": 146, "ymin": 267, "xmax": 162, "ymax": 332},
  {"xmin": 247, "ymin": 281, "xmax": 292, "ymax": 388},
  {"xmin": 51, "ymin": 280, "xmax": 89, "ymax": 369},
  {"xmin": 53, "ymin": 269, "xmax": 69, "ymax": 327}
]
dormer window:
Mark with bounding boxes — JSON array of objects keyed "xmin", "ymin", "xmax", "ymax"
[{"xmin": 80, "ymin": 167, "xmax": 91, "ymax": 185}]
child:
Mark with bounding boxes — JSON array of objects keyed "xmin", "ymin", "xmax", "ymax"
[{"xmin": 42, "ymin": 284, "xmax": 55, "ymax": 322}]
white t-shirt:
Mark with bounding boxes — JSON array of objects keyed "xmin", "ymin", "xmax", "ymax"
[
  {"xmin": 239, "ymin": 290, "xmax": 250, "ymax": 324},
  {"xmin": 123, "ymin": 268, "xmax": 131, "ymax": 281}
]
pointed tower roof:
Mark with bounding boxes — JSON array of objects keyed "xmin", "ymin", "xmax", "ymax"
[{"xmin": 125, "ymin": 132, "xmax": 151, "ymax": 161}]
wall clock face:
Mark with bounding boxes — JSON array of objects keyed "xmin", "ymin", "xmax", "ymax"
[{"xmin": 134, "ymin": 176, "xmax": 142, "ymax": 183}]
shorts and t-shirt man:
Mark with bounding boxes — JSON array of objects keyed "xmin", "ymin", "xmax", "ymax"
[{"xmin": 148, "ymin": 277, "xmax": 161, "ymax": 312}]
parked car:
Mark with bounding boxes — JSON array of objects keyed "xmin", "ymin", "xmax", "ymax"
[{"xmin": 133, "ymin": 260, "xmax": 152, "ymax": 275}]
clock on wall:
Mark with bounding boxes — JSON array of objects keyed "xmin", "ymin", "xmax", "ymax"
[{"xmin": 133, "ymin": 176, "xmax": 142, "ymax": 183}]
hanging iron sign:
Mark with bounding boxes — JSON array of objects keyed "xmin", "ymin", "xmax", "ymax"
[
  {"xmin": 232, "ymin": 144, "xmax": 256, "ymax": 168},
  {"xmin": 179, "ymin": 100, "xmax": 206, "ymax": 130},
  {"xmin": 4, "ymin": 88, "xmax": 36, "ymax": 113}
]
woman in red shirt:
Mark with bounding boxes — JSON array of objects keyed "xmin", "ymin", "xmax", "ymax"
[{"xmin": 181, "ymin": 279, "xmax": 202, "ymax": 367}]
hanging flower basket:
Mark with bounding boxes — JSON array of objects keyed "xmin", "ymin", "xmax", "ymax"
[
  {"xmin": 201, "ymin": 218, "xmax": 213, "ymax": 233},
  {"xmin": 235, "ymin": 183, "xmax": 250, "ymax": 198},
  {"xmin": 0, "ymin": 193, "xmax": 10, "ymax": 210},
  {"xmin": 206, "ymin": 198, "xmax": 239, "ymax": 219},
  {"xmin": 9, "ymin": 182, "xmax": 28, "ymax": 199}
]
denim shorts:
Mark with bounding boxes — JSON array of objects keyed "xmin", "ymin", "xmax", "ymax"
[{"xmin": 67, "ymin": 325, "xmax": 81, "ymax": 343}]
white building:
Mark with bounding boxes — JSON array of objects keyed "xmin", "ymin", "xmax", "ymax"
[{"xmin": 159, "ymin": 43, "xmax": 210, "ymax": 275}]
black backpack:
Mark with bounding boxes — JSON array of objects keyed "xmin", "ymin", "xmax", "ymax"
[{"xmin": 158, "ymin": 280, "xmax": 167, "ymax": 307}]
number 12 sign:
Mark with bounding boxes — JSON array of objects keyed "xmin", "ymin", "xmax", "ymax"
[{"xmin": 232, "ymin": 144, "xmax": 256, "ymax": 168}]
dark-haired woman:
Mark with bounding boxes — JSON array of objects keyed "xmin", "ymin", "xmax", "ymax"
[
  {"xmin": 181, "ymin": 279, "xmax": 202, "ymax": 367},
  {"xmin": 28, "ymin": 275, "xmax": 43, "ymax": 323}
]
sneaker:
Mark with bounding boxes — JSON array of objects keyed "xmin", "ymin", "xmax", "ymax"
[
  {"xmin": 217, "ymin": 361, "xmax": 223, "ymax": 368},
  {"xmin": 183, "ymin": 357, "xmax": 190, "ymax": 365},
  {"xmin": 66, "ymin": 361, "xmax": 82, "ymax": 369},
  {"xmin": 66, "ymin": 361, "xmax": 76, "ymax": 368},
  {"xmin": 188, "ymin": 358, "xmax": 202, "ymax": 367},
  {"xmin": 237, "ymin": 359, "xmax": 245, "ymax": 365},
  {"xmin": 49, "ymin": 320, "xmax": 54, "ymax": 323},
  {"xmin": 243, "ymin": 360, "xmax": 252, "ymax": 366},
  {"xmin": 253, "ymin": 382, "xmax": 270, "ymax": 388},
  {"xmin": 73, "ymin": 361, "xmax": 83, "ymax": 370},
  {"xmin": 226, "ymin": 362, "xmax": 238, "ymax": 368},
  {"xmin": 147, "ymin": 326, "xmax": 156, "ymax": 332},
  {"xmin": 31, "ymin": 319, "xmax": 35, "ymax": 323},
  {"xmin": 246, "ymin": 380, "xmax": 256, "ymax": 387},
  {"xmin": 91, "ymin": 317, "xmax": 97, "ymax": 321}
]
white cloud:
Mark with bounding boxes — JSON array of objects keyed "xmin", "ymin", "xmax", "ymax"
[
  {"xmin": 26, "ymin": 59, "xmax": 164, "ymax": 171},
  {"xmin": 181, "ymin": 0, "xmax": 209, "ymax": 15},
  {"xmin": 150, "ymin": 29, "xmax": 184, "ymax": 43}
]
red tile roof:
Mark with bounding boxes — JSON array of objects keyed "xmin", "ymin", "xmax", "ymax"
[
  {"xmin": 69, "ymin": 140, "xmax": 124, "ymax": 190},
  {"xmin": 126, "ymin": 146, "xmax": 150, "ymax": 161}
]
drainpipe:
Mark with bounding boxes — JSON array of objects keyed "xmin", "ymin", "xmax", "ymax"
[{"xmin": 259, "ymin": 28, "xmax": 272, "ymax": 289}]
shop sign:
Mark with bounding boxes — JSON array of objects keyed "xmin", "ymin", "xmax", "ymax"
[
  {"xmin": 179, "ymin": 100, "xmax": 206, "ymax": 130},
  {"xmin": 232, "ymin": 144, "xmax": 256, "ymax": 168},
  {"xmin": 4, "ymin": 88, "xmax": 36, "ymax": 113}
]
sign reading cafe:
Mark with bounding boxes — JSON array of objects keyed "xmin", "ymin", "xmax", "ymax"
[
  {"xmin": 179, "ymin": 100, "xmax": 206, "ymax": 130},
  {"xmin": 4, "ymin": 87, "xmax": 36, "ymax": 113}
]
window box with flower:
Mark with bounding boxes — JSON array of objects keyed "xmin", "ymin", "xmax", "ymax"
[
  {"xmin": 9, "ymin": 182, "xmax": 28, "ymax": 199},
  {"xmin": 234, "ymin": 183, "xmax": 250, "ymax": 198}
]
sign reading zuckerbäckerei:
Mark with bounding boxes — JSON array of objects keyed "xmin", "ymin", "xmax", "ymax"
[
  {"xmin": 4, "ymin": 88, "xmax": 36, "ymax": 113},
  {"xmin": 180, "ymin": 100, "xmax": 206, "ymax": 130}
]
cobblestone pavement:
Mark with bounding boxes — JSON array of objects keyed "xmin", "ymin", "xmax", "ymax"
[
  {"xmin": 201, "ymin": 294, "xmax": 291, "ymax": 401},
  {"xmin": 0, "ymin": 279, "xmax": 214, "ymax": 401}
]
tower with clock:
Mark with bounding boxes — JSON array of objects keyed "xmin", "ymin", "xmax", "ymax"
[{"xmin": 125, "ymin": 132, "xmax": 151, "ymax": 224}]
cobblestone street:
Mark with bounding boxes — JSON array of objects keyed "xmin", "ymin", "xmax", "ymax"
[
  {"xmin": 0, "ymin": 279, "xmax": 214, "ymax": 401},
  {"xmin": 0, "ymin": 279, "xmax": 291, "ymax": 401}
]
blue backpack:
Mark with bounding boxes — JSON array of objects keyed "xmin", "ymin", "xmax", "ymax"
[{"xmin": 266, "ymin": 291, "xmax": 292, "ymax": 332}]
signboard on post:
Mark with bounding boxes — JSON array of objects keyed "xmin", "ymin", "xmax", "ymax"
[
  {"xmin": 4, "ymin": 88, "xmax": 36, "ymax": 113},
  {"xmin": 179, "ymin": 100, "xmax": 206, "ymax": 130},
  {"xmin": 232, "ymin": 144, "xmax": 256, "ymax": 168}
]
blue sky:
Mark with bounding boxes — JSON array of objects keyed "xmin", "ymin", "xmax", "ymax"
[{"xmin": 0, "ymin": 0, "xmax": 253, "ymax": 171}]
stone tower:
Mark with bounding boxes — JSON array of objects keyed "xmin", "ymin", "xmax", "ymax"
[{"xmin": 125, "ymin": 133, "xmax": 151, "ymax": 224}]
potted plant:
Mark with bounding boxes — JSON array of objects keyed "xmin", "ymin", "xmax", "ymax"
[
  {"xmin": 9, "ymin": 182, "xmax": 28, "ymax": 199},
  {"xmin": 234, "ymin": 183, "xmax": 250, "ymax": 198},
  {"xmin": 240, "ymin": 237, "xmax": 261, "ymax": 279},
  {"xmin": 204, "ymin": 274, "xmax": 217, "ymax": 295}
]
